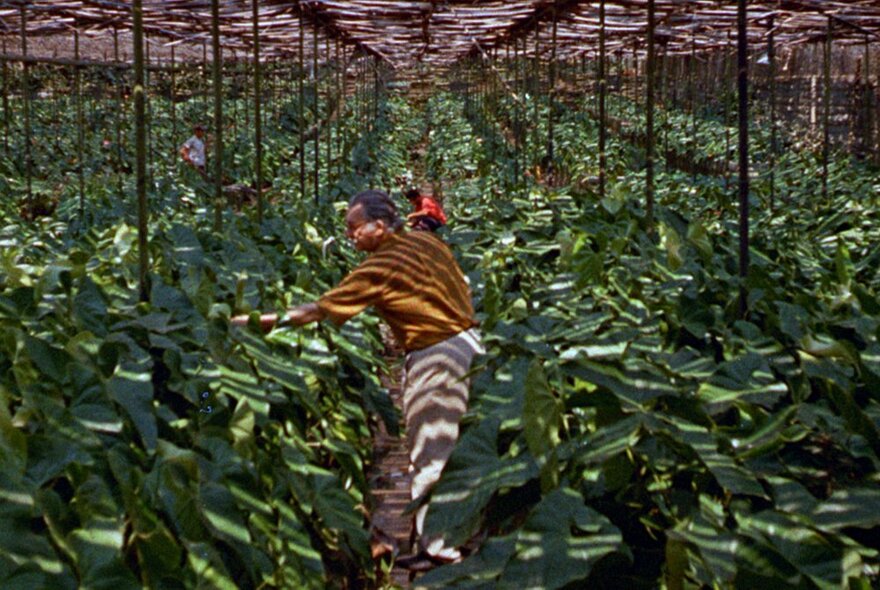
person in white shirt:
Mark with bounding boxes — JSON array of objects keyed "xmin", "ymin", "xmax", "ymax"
[{"xmin": 179, "ymin": 124, "xmax": 207, "ymax": 177}]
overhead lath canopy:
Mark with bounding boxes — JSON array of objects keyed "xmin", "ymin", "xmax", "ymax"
[{"xmin": 1, "ymin": 1, "xmax": 879, "ymax": 70}]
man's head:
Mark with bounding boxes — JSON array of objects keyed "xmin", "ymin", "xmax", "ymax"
[
  {"xmin": 346, "ymin": 190, "xmax": 402, "ymax": 252},
  {"xmin": 404, "ymin": 188, "xmax": 421, "ymax": 202},
  {"xmin": 193, "ymin": 124, "xmax": 205, "ymax": 138}
]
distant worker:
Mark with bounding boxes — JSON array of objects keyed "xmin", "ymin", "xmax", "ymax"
[
  {"xmin": 405, "ymin": 187, "xmax": 447, "ymax": 232},
  {"xmin": 179, "ymin": 124, "xmax": 207, "ymax": 178},
  {"xmin": 231, "ymin": 190, "xmax": 482, "ymax": 568}
]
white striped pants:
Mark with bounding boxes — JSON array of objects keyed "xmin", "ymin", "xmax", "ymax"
[{"xmin": 402, "ymin": 328, "xmax": 483, "ymax": 559}]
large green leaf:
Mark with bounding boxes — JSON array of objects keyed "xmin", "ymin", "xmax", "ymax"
[
  {"xmin": 522, "ymin": 359, "xmax": 561, "ymax": 458},
  {"xmin": 425, "ymin": 417, "xmax": 540, "ymax": 547},
  {"xmin": 497, "ymin": 487, "xmax": 625, "ymax": 590}
]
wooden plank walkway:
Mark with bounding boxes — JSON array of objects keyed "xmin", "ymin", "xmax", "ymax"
[{"xmin": 370, "ymin": 334, "xmax": 416, "ymax": 588}]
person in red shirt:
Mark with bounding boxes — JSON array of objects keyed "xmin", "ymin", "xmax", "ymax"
[{"xmin": 405, "ymin": 188, "xmax": 447, "ymax": 232}]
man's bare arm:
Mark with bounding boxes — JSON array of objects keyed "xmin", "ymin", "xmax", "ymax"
[{"xmin": 231, "ymin": 303, "xmax": 325, "ymax": 332}]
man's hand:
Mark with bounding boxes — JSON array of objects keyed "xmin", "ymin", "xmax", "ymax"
[
  {"xmin": 230, "ymin": 311, "xmax": 278, "ymax": 332},
  {"xmin": 230, "ymin": 304, "xmax": 325, "ymax": 333}
]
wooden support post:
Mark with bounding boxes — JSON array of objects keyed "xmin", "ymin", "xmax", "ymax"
[
  {"xmin": 661, "ymin": 43, "xmax": 669, "ymax": 172},
  {"xmin": 533, "ymin": 25, "xmax": 540, "ymax": 161},
  {"xmin": 326, "ymin": 34, "xmax": 332, "ymax": 188},
  {"xmin": 114, "ymin": 28, "xmax": 123, "ymax": 195},
  {"xmin": 724, "ymin": 31, "xmax": 732, "ymax": 191},
  {"xmin": 253, "ymin": 0, "xmax": 263, "ymax": 222},
  {"xmin": 202, "ymin": 41, "xmax": 208, "ymax": 115},
  {"xmin": 132, "ymin": 0, "xmax": 149, "ymax": 302},
  {"xmin": 865, "ymin": 36, "xmax": 874, "ymax": 166},
  {"xmin": 598, "ymin": 0, "xmax": 607, "ymax": 200},
  {"xmin": 313, "ymin": 19, "xmax": 320, "ymax": 204},
  {"xmin": 768, "ymin": 17, "xmax": 777, "ymax": 210},
  {"xmin": 336, "ymin": 39, "xmax": 343, "ymax": 181},
  {"xmin": 646, "ymin": 0, "xmax": 656, "ymax": 233},
  {"xmin": 689, "ymin": 19, "xmax": 697, "ymax": 183},
  {"xmin": 145, "ymin": 36, "xmax": 153, "ymax": 187},
  {"xmin": 211, "ymin": 0, "xmax": 224, "ymax": 228},
  {"xmin": 230, "ymin": 50, "xmax": 237, "ymax": 142},
  {"xmin": 20, "ymin": 3, "xmax": 33, "ymax": 207},
  {"xmin": 822, "ymin": 17, "xmax": 832, "ymax": 202},
  {"xmin": 547, "ymin": 6, "xmax": 557, "ymax": 167},
  {"xmin": 75, "ymin": 27, "xmax": 85, "ymax": 219},
  {"xmin": 513, "ymin": 38, "xmax": 521, "ymax": 185},
  {"xmin": 170, "ymin": 44, "xmax": 177, "ymax": 145},
  {"xmin": 299, "ymin": 11, "xmax": 306, "ymax": 200},
  {"xmin": 633, "ymin": 44, "xmax": 639, "ymax": 105},
  {"xmin": 1, "ymin": 38, "xmax": 7, "ymax": 155},
  {"xmin": 737, "ymin": 0, "xmax": 750, "ymax": 318},
  {"xmin": 373, "ymin": 57, "xmax": 380, "ymax": 126}
]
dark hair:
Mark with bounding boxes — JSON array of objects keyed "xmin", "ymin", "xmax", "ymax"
[
  {"xmin": 193, "ymin": 124, "xmax": 205, "ymax": 132},
  {"xmin": 404, "ymin": 188, "xmax": 420, "ymax": 200},
  {"xmin": 349, "ymin": 190, "xmax": 404, "ymax": 230}
]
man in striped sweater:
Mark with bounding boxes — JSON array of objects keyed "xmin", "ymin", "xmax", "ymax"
[{"xmin": 232, "ymin": 190, "xmax": 483, "ymax": 566}]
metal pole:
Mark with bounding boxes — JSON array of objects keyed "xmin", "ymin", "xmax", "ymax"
[
  {"xmin": 211, "ymin": 0, "xmax": 224, "ymax": 227},
  {"xmin": 646, "ymin": 0, "xmax": 656, "ymax": 233},
  {"xmin": 737, "ymin": 0, "xmax": 750, "ymax": 318},
  {"xmin": 20, "ymin": 3, "xmax": 33, "ymax": 208},
  {"xmin": 598, "ymin": 0, "xmax": 607, "ymax": 200},
  {"xmin": 132, "ymin": 0, "xmax": 149, "ymax": 302}
]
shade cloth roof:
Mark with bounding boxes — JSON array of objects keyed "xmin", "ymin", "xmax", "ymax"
[{"xmin": 1, "ymin": 1, "xmax": 879, "ymax": 69}]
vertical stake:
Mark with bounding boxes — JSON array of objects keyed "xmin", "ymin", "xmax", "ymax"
[
  {"xmin": 313, "ymin": 17, "xmax": 320, "ymax": 204},
  {"xmin": 132, "ymin": 0, "xmax": 149, "ymax": 302},
  {"xmin": 645, "ymin": 0, "xmax": 656, "ymax": 233},
  {"xmin": 114, "ymin": 27, "xmax": 123, "ymax": 195},
  {"xmin": 598, "ymin": 0, "xmax": 607, "ymax": 200},
  {"xmin": 20, "ymin": 3, "xmax": 33, "ymax": 208},
  {"xmin": 75, "ymin": 26, "xmax": 85, "ymax": 219},
  {"xmin": 299, "ymin": 11, "xmax": 306, "ymax": 200},
  {"xmin": 170, "ymin": 44, "xmax": 177, "ymax": 145},
  {"xmin": 326, "ymin": 34, "xmax": 332, "ymax": 188},
  {"xmin": 865, "ymin": 36, "xmax": 875, "ymax": 167},
  {"xmin": 822, "ymin": 17, "xmax": 832, "ymax": 202},
  {"xmin": 737, "ymin": 0, "xmax": 750, "ymax": 318},
  {"xmin": 689, "ymin": 17, "xmax": 697, "ymax": 183},
  {"xmin": 211, "ymin": 0, "xmax": 224, "ymax": 227},
  {"xmin": 547, "ymin": 5, "xmax": 557, "ymax": 167},
  {"xmin": 768, "ymin": 17, "xmax": 777, "ymax": 211},
  {"xmin": 533, "ymin": 24, "xmax": 540, "ymax": 163},
  {"xmin": 253, "ymin": 0, "xmax": 263, "ymax": 222},
  {"xmin": 1, "ymin": 38, "xmax": 7, "ymax": 155}
]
